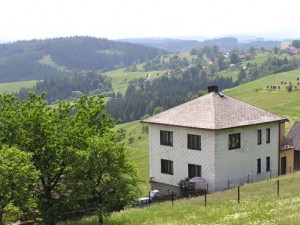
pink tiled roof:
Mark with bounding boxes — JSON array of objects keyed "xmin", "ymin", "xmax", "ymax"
[{"xmin": 143, "ymin": 92, "xmax": 287, "ymax": 130}]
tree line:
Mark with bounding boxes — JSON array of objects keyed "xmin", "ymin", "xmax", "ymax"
[
  {"xmin": 106, "ymin": 69, "xmax": 234, "ymax": 123},
  {"xmin": 16, "ymin": 71, "xmax": 112, "ymax": 103}
]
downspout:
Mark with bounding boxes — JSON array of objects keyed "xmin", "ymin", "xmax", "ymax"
[{"xmin": 278, "ymin": 122, "xmax": 281, "ymax": 177}]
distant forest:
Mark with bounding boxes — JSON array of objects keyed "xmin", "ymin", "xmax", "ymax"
[
  {"xmin": 16, "ymin": 72, "xmax": 112, "ymax": 103},
  {"xmin": 0, "ymin": 36, "xmax": 166, "ymax": 82},
  {"xmin": 105, "ymin": 70, "xmax": 234, "ymax": 123},
  {"xmin": 106, "ymin": 46, "xmax": 300, "ymax": 123}
]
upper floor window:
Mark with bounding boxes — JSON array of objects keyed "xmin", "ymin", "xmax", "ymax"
[
  {"xmin": 160, "ymin": 130, "xmax": 173, "ymax": 146},
  {"xmin": 228, "ymin": 133, "xmax": 241, "ymax": 150},
  {"xmin": 161, "ymin": 159, "xmax": 173, "ymax": 175},
  {"xmin": 188, "ymin": 164, "xmax": 201, "ymax": 178},
  {"xmin": 187, "ymin": 134, "xmax": 201, "ymax": 150},
  {"xmin": 266, "ymin": 128, "xmax": 270, "ymax": 143},
  {"xmin": 257, "ymin": 129, "xmax": 262, "ymax": 145}
]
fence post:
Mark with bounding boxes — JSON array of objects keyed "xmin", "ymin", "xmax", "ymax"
[
  {"xmin": 238, "ymin": 186, "xmax": 240, "ymax": 204},
  {"xmin": 247, "ymin": 174, "xmax": 250, "ymax": 183},
  {"xmin": 270, "ymin": 170, "xmax": 272, "ymax": 179},
  {"xmin": 204, "ymin": 189, "xmax": 207, "ymax": 207},
  {"xmin": 228, "ymin": 179, "xmax": 230, "ymax": 189},
  {"xmin": 171, "ymin": 191, "xmax": 174, "ymax": 206},
  {"xmin": 148, "ymin": 191, "xmax": 151, "ymax": 205},
  {"xmin": 277, "ymin": 179, "xmax": 279, "ymax": 198},
  {"xmin": 206, "ymin": 183, "xmax": 208, "ymax": 193}
]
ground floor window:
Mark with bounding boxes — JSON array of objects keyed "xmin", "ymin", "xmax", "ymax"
[
  {"xmin": 266, "ymin": 156, "xmax": 270, "ymax": 172},
  {"xmin": 161, "ymin": 159, "xmax": 173, "ymax": 175},
  {"xmin": 257, "ymin": 158, "xmax": 261, "ymax": 174},
  {"xmin": 188, "ymin": 164, "xmax": 201, "ymax": 178}
]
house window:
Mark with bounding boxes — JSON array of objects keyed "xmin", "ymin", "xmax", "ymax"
[
  {"xmin": 266, "ymin": 156, "xmax": 270, "ymax": 172},
  {"xmin": 187, "ymin": 134, "xmax": 201, "ymax": 150},
  {"xmin": 257, "ymin": 158, "xmax": 261, "ymax": 174},
  {"xmin": 228, "ymin": 133, "xmax": 241, "ymax": 150},
  {"xmin": 188, "ymin": 164, "xmax": 201, "ymax": 178},
  {"xmin": 266, "ymin": 128, "xmax": 270, "ymax": 143},
  {"xmin": 257, "ymin": 129, "xmax": 262, "ymax": 145},
  {"xmin": 161, "ymin": 159, "xmax": 173, "ymax": 175},
  {"xmin": 160, "ymin": 130, "xmax": 173, "ymax": 146}
]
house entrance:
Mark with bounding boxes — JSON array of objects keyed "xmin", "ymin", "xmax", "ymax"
[{"xmin": 281, "ymin": 156, "xmax": 287, "ymax": 175}]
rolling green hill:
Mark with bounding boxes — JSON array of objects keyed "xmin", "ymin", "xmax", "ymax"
[
  {"xmin": 224, "ymin": 69, "xmax": 300, "ymax": 130},
  {"xmin": 0, "ymin": 37, "xmax": 166, "ymax": 82}
]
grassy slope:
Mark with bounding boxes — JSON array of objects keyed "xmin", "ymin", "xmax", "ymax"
[
  {"xmin": 114, "ymin": 121, "xmax": 149, "ymax": 193},
  {"xmin": 224, "ymin": 69, "xmax": 300, "ymax": 131},
  {"xmin": 59, "ymin": 172, "xmax": 300, "ymax": 225},
  {"xmin": 105, "ymin": 69, "xmax": 165, "ymax": 95},
  {"xmin": 0, "ymin": 80, "xmax": 37, "ymax": 94}
]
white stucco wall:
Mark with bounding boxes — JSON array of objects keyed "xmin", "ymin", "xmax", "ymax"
[
  {"xmin": 149, "ymin": 124, "xmax": 216, "ymax": 191},
  {"xmin": 148, "ymin": 122, "xmax": 280, "ymax": 193},
  {"xmin": 214, "ymin": 123, "xmax": 279, "ymax": 191}
]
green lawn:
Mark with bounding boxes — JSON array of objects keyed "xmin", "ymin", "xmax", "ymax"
[{"xmin": 0, "ymin": 80, "xmax": 37, "ymax": 94}]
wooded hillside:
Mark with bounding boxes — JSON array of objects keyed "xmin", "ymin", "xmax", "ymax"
[{"xmin": 0, "ymin": 36, "xmax": 166, "ymax": 82}]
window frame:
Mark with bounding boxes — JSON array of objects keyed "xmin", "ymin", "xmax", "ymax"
[
  {"xmin": 228, "ymin": 133, "xmax": 241, "ymax": 150},
  {"xmin": 266, "ymin": 156, "xmax": 270, "ymax": 172},
  {"xmin": 257, "ymin": 158, "xmax": 261, "ymax": 174},
  {"xmin": 188, "ymin": 164, "xmax": 202, "ymax": 179},
  {"xmin": 161, "ymin": 159, "xmax": 173, "ymax": 175},
  {"xmin": 257, "ymin": 129, "xmax": 262, "ymax": 145},
  {"xmin": 266, "ymin": 128, "xmax": 270, "ymax": 144},
  {"xmin": 160, "ymin": 130, "xmax": 173, "ymax": 146},
  {"xmin": 187, "ymin": 134, "xmax": 201, "ymax": 150}
]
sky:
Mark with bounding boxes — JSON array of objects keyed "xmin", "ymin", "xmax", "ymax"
[{"xmin": 1, "ymin": 0, "xmax": 300, "ymax": 42}]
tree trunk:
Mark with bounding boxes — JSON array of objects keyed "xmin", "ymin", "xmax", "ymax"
[
  {"xmin": 97, "ymin": 198, "xmax": 104, "ymax": 225},
  {"xmin": 98, "ymin": 211, "xmax": 103, "ymax": 225},
  {"xmin": 0, "ymin": 211, "xmax": 3, "ymax": 225}
]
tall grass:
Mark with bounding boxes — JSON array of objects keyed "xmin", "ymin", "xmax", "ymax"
[{"xmin": 58, "ymin": 172, "xmax": 300, "ymax": 225}]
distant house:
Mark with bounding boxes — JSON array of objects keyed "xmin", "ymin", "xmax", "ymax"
[
  {"xmin": 229, "ymin": 64, "xmax": 236, "ymax": 70},
  {"xmin": 143, "ymin": 86, "xmax": 287, "ymax": 195},
  {"xmin": 238, "ymin": 53, "xmax": 246, "ymax": 60}
]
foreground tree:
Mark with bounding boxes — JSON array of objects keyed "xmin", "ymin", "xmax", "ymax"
[
  {"xmin": 0, "ymin": 146, "xmax": 39, "ymax": 225},
  {"xmin": 71, "ymin": 136, "xmax": 139, "ymax": 225},
  {"xmin": 0, "ymin": 93, "xmax": 138, "ymax": 225}
]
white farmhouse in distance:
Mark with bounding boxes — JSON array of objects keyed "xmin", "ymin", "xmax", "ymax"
[{"xmin": 143, "ymin": 86, "xmax": 287, "ymax": 195}]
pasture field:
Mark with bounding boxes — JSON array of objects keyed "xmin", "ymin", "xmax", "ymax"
[
  {"xmin": 0, "ymin": 80, "xmax": 37, "ymax": 94},
  {"xmin": 106, "ymin": 69, "xmax": 165, "ymax": 94},
  {"xmin": 224, "ymin": 69, "xmax": 300, "ymax": 131}
]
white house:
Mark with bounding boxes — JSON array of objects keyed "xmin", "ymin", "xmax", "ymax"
[{"xmin": 143, "ymin": 86, "xmax": 287, "ymax": 195}]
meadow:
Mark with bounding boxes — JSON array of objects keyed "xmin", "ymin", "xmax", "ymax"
[
  {"xmin": 59, "ymin": 172, "xmax": 300, "ymax": 225},
  {"xmin": 0, "ymin": 80, "xmax": 36, "ymax": 94}
]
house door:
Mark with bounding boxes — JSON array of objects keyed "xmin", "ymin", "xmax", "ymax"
[{"xmin": 281, "ymin": 157, "xmax": 287, "ymax": 175}]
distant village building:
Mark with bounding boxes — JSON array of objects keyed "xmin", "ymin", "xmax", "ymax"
[{"xmin": 229, "ymin": 64, "xmax": 236, "ymax": 70}]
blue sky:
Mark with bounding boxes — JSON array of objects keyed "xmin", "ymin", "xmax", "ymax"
[{"xmin": 1, "ymin": 0, "xmax": 300, "ymax": 41}]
